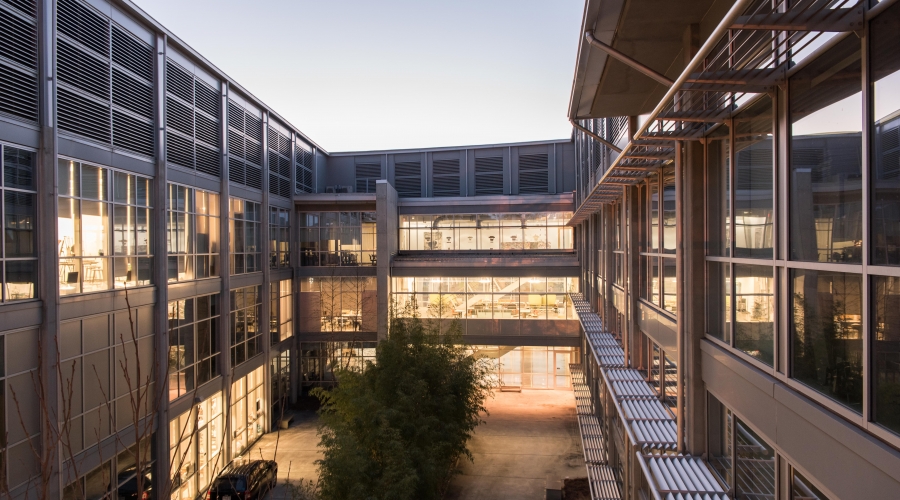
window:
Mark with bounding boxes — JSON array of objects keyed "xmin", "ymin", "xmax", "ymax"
[
  {"xmin": 707, "ymin": 393, "xmax": 776, "ymax": 498},
  {"xmin": 707, "ymin": 125, "xmax": 730, "ymax": 257},
  {"xmin": 230, "ymin": 366, "xmax": 265, "ymax": 455},
  {"xmin": 642, "ymin": 171, "xmax": 676, "ymax": 314},
  {"xmin": 230, "ymin": 285, "xmax": 262, "ymax": 366},
  {"xmin": 0, "ymin": 146, "xmax": 36, "ymax": 301},
  {"xmin": 872, "ymin": 2, "xmax": 900, "ymax": 266},
  {"xmin": 707, "ymin": 262, "xmax": 731, "ymax": 344},
  {"xmin": 391, "ymin": 277, "xmax": 578, "ymax": 322},
  {"xmin": 271, "ymin": 350, "xmax": 291, "ymax": 423},
  {"xmin": 790, "ymin": 35, "xmax": 862, "ymax": 263},
  {"xmin": 872, "ymin": 276, "xmax": 900, "ymax": 434},
  {"xmin": 734, "ymin": 265, "xmax": 774, "ymax": 366},
  {"xmin": 170, "ymin": 395, "xmax": 223, "ymax": 500},
  {"xmin": 299, "ymin": 211, "xmax": 376, "ymax": 266},
  {"xmin": 399, "ymin": 212, "xmax": 573, "ymax": 251},
  {"xmin": 58, "ymin": 159, "xmax": 152, "ymax": 294},
  {"xmin": 791, "ymin": 270, "xmax": 863, "ymax": 412},
  {"xmin": 269, "ymin": 207, "xmax": 290, "ymax": 268},
  {"xmin": 300, "ymin": 341, "xmax": 376, "ymax": 390},
  {"xmin": 300, "ymin": 277, "xmax": 377, "ymax": 332},
  {"xmin": 707, "ymin": 393, "xmax": 733, "ymax": 487},
  {"xmin": 229, "ymin": 198, "xmax": 260, "ymax": 274},
  {"xmin": 271, "ymin": 279, "xmax": 293, "ymax": 344},
  {"xmin": 167, "ymin": 294, "xmax": 220, "ymax": 401},
  {"xmin": 734, "ymin": 96, "xmax": 773, "ymax": 258},
  {"xmin": 167, "ymin": 184, "xmax": 220, "ymax": 282},
  {"xmin": 791, "ymin": 467, "xmax": 830, "ymax": 500}
]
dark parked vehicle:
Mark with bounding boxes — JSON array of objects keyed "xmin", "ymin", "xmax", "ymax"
[
  {"xmin": 115, "ymin": 467, "xmax": 152, "ymax": 500},
  {"xmin": 207, "ymin": 460, "xmax": 278, "ymax": 500}
]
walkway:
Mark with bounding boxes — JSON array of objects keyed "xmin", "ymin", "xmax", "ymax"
[
  {"xmin": 444, "ymin": 389, "xmax": 586, "ymax": 500},
  {"xmin": 244, "ymin": 411, "xmax": 322, "ymax": 498}
]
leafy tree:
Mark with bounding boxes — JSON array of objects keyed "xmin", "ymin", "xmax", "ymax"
[{"xmin": 311, "ymin": 306, "xmax": 493, "ymax": 500}]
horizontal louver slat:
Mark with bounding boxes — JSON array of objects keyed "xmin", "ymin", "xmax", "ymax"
[
  {"xmin": 0, "ymin": 7, "xmax": 37, "ymax": 69},
  {"xmin": 0, "ymin": 57, "xmax": 37, "ymax": 121},
  {"xmin": 475, "ymin": 156, "xmax": 503, "ymax": 195},
  {"xmin": 166, "ymin": 59, "xmax": 193, "ymax": 103},
  {"xmin": 229, "ymin": 157, "xmax": 245, "ymax": 185},
  {"xmin": 113, "ymin": 109, "xmax": 153, "ymax": 157},
  {"xmin": 245, "ymin": 164, "xmax": 262, "ymax": 189},
  {"xmin": 432, "ymin": 158, "xmax": 460, "ymax": 197},
  {"xmin": 113, "ymin": 68, "xmax": 152, "ymax": 118},
  {"xmin": 194, "ymin": 80, "xmax": 219, "ymax": 117},
  {"xmin": 1, "ymin": 0, "xmax": 36, "ymax": 17},
  {"xmin": 111, "ymin": 26, "xmax": 151, "ymax": 82},
  {"xmin": 57, "ymin": 0, "xmax": 109, "ymax": 57},
  {"xmin": 195, "ymin": 143, "xmax": 220, "ymax": 177},
  {"xmin": 57, "ymin": 39, "xmax": 109, "ymax": 100},
  {"xmin": 166, "ymin": 95, "xmax": 193, "ymax": 136},
  {"xmin": 195, "ymin": 112, "xmax": 218, "ymax": 147},
  {"xmin": 58, "ymin": 87, "xmax": 110, "ymax": 143},
  {"xmin": 167, "ymin": 131, "xmax": 193, "ymax": 169},
  {"xmin": 518, "ymin": 153, "xmax": 548, "ymax": 194}
]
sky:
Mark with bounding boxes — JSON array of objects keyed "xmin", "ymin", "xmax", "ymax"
[{"xmin": 135, "ymin": 0, "xmax": 585, "ymax": 152}]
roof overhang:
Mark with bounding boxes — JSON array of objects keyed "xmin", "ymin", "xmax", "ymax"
[{"xmin": 568, "ymin": 0, "xmax": 728, "ymax": 120}]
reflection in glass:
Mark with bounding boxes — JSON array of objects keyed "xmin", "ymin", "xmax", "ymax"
[
  {"xmin": 734, "ymin": 96, "xmax": 773, "ymax": 258},
  {"xmin": 707, "ymin": 393, "xmax": 732, "ymax": 487},
  {"xmin": 649, "ymin": 175, "xmax": 659, "ymax": 252},
  {"xmin": 707, "ymin": 262, "xmax": 731, "ymax": 344},
  {"xmin": 662, "ymin": 257, "xmax": 676, "ymax": 313},
  {"xmin": 662, "ymin": 172, "xmax": 676, "ymax": 254},
  {"xmin": 299, "ymin": 211, "xmax": 376, "ymax": 266},
  {"xmin": 230, "ymin": 199, "xmax": 261, "ymax": 274},
  {"xmin": 791, "ymin": 270, "xmax": 863, "ymax": 412},
  {"xmin": 734, "ymin": 265, "xmax": 774, "ymax": 366},
  {"xmin": 398, "ymin": 212, "xmax": 573, "ymax": 252},
  {"xmin": 735, "ymin": 418, "xmax": 776, "ymax": 499},
  {"xmin": 791, "ymin": 468, "xmax": 830, "ymax": 500},
  {"xmin": 707, "ymin": 126, "xmax": 730, "ymax": 257},
  {"xmin": 871, "ymin": 3, "xmax": 900, "ymax": 265},
  {"xmin": 873, "ymin": 276, "xmax": 900, "ymax": 434},
  {"xmin": 790, "ymin": 36, "xmax": 862, "ymax": 263}
]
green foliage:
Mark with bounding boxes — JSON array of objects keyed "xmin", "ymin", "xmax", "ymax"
[
  {"xmin": 282, "ymin": 479, "xmax": 321, "ymax": 500},
  {"xmin": 311, "ymin": 307, "xmax": 494, "ymax": 500}
]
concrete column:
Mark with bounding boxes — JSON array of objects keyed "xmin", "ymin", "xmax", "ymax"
[
  {"xmin": 375, "ymin": 180, "xmax": 398, "ymax": 340},
  {"xmin": 37, "ymin": 0, "xmax": 61, "ymax": 496}
]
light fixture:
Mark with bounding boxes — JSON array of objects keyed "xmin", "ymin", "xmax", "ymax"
[{"xmin": 510, "ymin": 235, "xmax": 517, "ymax": 242}]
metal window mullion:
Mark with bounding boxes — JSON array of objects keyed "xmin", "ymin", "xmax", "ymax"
[{"xmin": 860, "ymin": 9, "xmax": 872, "ymax": 426}]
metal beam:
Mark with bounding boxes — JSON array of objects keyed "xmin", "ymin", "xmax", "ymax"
[
  {"xmin": 732, "ymin": 7, "xmax": 863, "ymax": 32},
  {"xmin": 584, "ymin": 30, "xmax": 675, "ymax": 87},
  {"xmin": 571, "ymin": 118, "xmax": 623, "ymax": 153}
]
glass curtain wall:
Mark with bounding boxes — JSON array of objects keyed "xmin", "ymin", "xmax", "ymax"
[
  {"xmin": 298, "ymin": 211, "xmax": 376, "ymax": 266},
  {"xmin": 229, "ymin": 198, "xmax": 261, "ymax": 274},
  {"xmin": 169, "ymin": 393, "xmax": 224, "ymax": 500},
  {"xmin": 230, "ymin": 285, "xmax": 262, "ymax": 366},
  {"xmin": 642, "ymin": 171, "xmax": 677, "ymax": 314},
  {"xmin": 58, "ymin": 159, "xmax": 152, "ymax": 294},
  {"xmin": 167, "ymin": 184, "xmax": 220, "ymax": 282},
  {"xmin": 167, "ymin": 294, "xmax": 220, "ymax": 401},
  {"xmin": 399, "ymin": 212, "xmax": 573, "ymax": 251},
  {"xmin": 270, "ymin": 279, "xmax": 293, "ymax": 344},
  {"xmin": 0, "ymin": 145, "xmax": 37, "ymax": 301},
  {"xmin": 230, "ymin": 366, "xmax": 266, "ymax": 457},
  {"xmin": 298, "ymin": 277, "xmax": 376, "ymax": 332},
  {"xmin": 472, "ymin": 345, "xmax": 579, "ymax": 389},
  {"xmin": 269, "ymin": 207, "xmax": 290, "ymax": 268},
  {"xmin": 391, "ymin": 277, "xmax": 578, "ymax": 320},
  {"xmin": 299, "ymin": 341, "xmax": 377, "ymax": 391}
]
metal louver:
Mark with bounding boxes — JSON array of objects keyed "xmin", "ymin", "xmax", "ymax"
[
  {"xmin": 518, "ymin": 153, "xmax": 549, "ymax": 194},
  {"xmin": 394, "ymin": 160, "xmax": 421, "ymax": 198},
  {"xmin": 0, "ymin": 0, "xmax": 39, "ymax": 123},
  {"xmin": 432, "ymin": 158, "xmax": 460, "ymax": 197},
  {"xmin": 267, "ymin": 124, "xmax": 292, "ymax": 199},
  {"xmin": 474, "ymin": 156, "xmax": 503, "ymax": 196},
  {"xmin": 355, "ymin": 162, "xmax": 381, "ymax": 194},
  {"xmin": 57, "ymin": 0, "xmax": 154, "ymax": 158},
  {"xmin": 226, "ymin": 97, "xmax": 263, "ymax": 189},
  {"xmin": 166, "ymin": 58, "xmax": 221, "ymax": 177},
  {"xmin": 295, "ymin": 141, "xmax": 314, "ymax": 194}
]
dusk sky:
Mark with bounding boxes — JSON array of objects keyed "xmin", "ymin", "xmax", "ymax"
[{"xmin": 136, "ymin": 0, "xmax": 584, "ymax": 152}]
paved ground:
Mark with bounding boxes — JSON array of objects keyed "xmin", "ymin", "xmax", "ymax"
[
  {"xmin": 247, "ymin": 389, "xmax": 584, "ymax": 500},
  {"xmin": 245, "ymin": 410, "xmax": 322, "ymax": 498},
  {"xmin": 444, "ymin": 389, "xmax": 586, "ymax": 500}
]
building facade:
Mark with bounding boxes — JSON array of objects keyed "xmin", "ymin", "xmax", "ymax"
[
  {"xmin": 0, "ymin": 0, "xmax": 581, "ymax": 498},
  {"xmin": 569, "ymin": 0, "xmax": 900, "ymax": 498}
]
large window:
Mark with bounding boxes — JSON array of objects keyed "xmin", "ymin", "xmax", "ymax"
[
  {"xmin": 872, "ymin": 276, "xmax": 900, "ymax": 434},
  {"xmin": 58, "ymin": 159, "xmax": 152, "ymax": 294},
  {"xmin": 270, "ymin": 279, "xmax": 293, "ymax": 344},
  {"xmin": 230, "ymin": 366, "xmax": 265, "ymax": 456},
  {"xmin": 269, "ymin": 207, "xmax": 290, "ymax": 268},
  {"xmin": 299, "ymin": 211, "xmax": 375, "ymax": 266},
  {"xmin": 734, "ymin": 96, "xmax": 774, "ymax": 258},
  {"xmin": 642, "ymin": 171, "xmax": 677, "ymax": 314},
  {"xmin": 167, "ymin": 294, "xmax": 220, "ymax": 401},
  {"xmin": 299, "ymin": 277, "xmax": 377, "ymax": 332},
  {"xmin": 230, "ymin": 285, "xmax": 262, "ymax": 366},
  {"xmin": 791, "ymin": 270, "xmax": 862, "ymax": 412},
  {"xmin": 229, "ymin": 198, "xmax": 261, "ymax": 274},
  {"xmin": 167, "ymin": 184, "xmax": 220, "ymax": 282},
  {"xmin": 300, "ymin": 341, "xmax": 376, "ymax": 390},
  {"xmin": 392, "ymin": 277, "xmax": 578, "ymax": 320},
  {"xmin": 706, "ymin": 393, "xmax": 776, "ymax": 498},
  {"xmin": 790, "ymin": 35, "xmax": 862, "ymax": 263},
  {"xmin": 399, "ymin": 212, "xmax": 573, "ymax": 251},
  {"xmin": 170, "ymin": 394, "xmax": 223, "ymax": 500},
  {"xmin": 0, "ymin": 145, "xmax": 36, "ymax": 301},
  {"xmin": 872, "ymin": 2, "xmax": 900, "ymax": 265}
]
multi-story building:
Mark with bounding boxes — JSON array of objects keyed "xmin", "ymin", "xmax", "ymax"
[
  {"xmin": 0, "ymin": 0, "xmax": 581, "ymax": 498},
  {"xmin": 568, "ymin": 0, "xmax": 900, "ymax": 498}
]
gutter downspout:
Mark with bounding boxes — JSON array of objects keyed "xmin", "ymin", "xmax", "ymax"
[
  {"xmin": 584, "ymin": 30, "xmax": 674, "ymax": 87},
  {"xmin": 570, "ymin": 118, "xmax": 622, "ymax": 153}
]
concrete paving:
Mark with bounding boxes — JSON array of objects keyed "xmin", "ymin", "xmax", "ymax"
[
  {"xmin": 245, "ymin": 410, "xmax": 322, "ymax": 499},
  {"xmin": 246, "ymin": 389, "xmax": 585, "ymax": 500},
  {"xmin": 444, "ymin": 389, "xmax": 586, "ymax": 500}
]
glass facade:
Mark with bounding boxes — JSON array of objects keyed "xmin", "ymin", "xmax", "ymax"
[
  {"xmin": 229, "ymin": 198, "xmax": 261, "ymax": 274},
  {"xmin": 269, "ymin": 206, "xmax": 290, "ymax": 268},
  {"xmin": 399, "ymin": 212, "xmax": 573, "ymax": 251},
  {"xmin": 300, "ymin": 341, "xmax": 377, "ymax": 391},
  {"xmin": 230, "ymin": 285, "xmax": 262, "ymax": 366},
  {"xmin": 299, "ymin": 211, "xmax": 376, "ymax": 266},
  {"xmin": 167, "ymin": 294, "xmax": 220, "ymax": 401},
  {"xmin": 874, "ymin": 276, "xmax": 900, "ymax": 434},
  {"xmin": 230, "ymin": 366, "xmax": 266, "ymax": 456},
  {"xmin": 872, "ymin": 3, "xmax": 900, "ymax": 266},
  {"xmin": 1, "ymin": 145, "xmax": 36, "ymax": 301},
  {"xmin": 642, "ymin": 171, "xmax": 677, "ymax": 314},
  {"xmin": 167, "ymin": 184, "xmax": 220, "ymax": 281},
  {"xmin": 473, "ymin": 345, "xmax": 578, "ymax": 389},
  {"xmin": 299, "ymin": 277, "xmax": 377, "ymax": 332},
  {"xmin": 391, "ymin": 277, "xmax": 578, "ymax": 320},
  {"xmin": 58, "ymin": 159, "xmax": 152, "ymax": 294},
  {"xmin": 270, "ymin": 279, "xmax": 293, "ymax": 344},
  {"xmin": 170, "ymin": 394, "xmax": 224, "ymax": 500}
]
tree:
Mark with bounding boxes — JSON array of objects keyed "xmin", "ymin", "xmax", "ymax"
[{"xmin": 310, "ymin": 306, "xmax": 493, "ymax": 500}]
